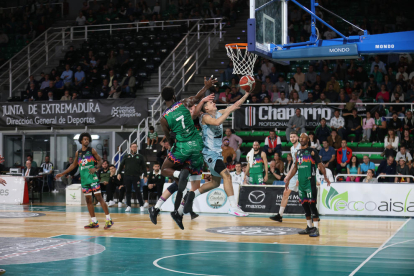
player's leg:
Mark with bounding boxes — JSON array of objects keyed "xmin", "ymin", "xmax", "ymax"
[
  {"xmin": 149, "ymin": 181, "xmax": 176, "ymax": 225},
  {"xmin": 270, "ymin": 177, "xmax": 297, "ymax": 222},
  {"xmin": 83, "ymin": 184, "xmax": 99, "ymax": 228},
  {"xmin": 308, "ymin": 178, "xmax": 320, "ymax": 237},
  {"xmin": 95, "ymin": 189, "xmax": 114, "ymax": 230},
  {"xmin": 219, "ymin": 167, "xmax": 248, "ymax": 216},
  {"xmin": 297, "ymin": 180, "xmax": 316, "ymax": 235}
]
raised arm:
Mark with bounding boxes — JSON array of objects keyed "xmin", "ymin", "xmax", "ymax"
[
  {"xmin": 56, "ymin": 151, "xmax": 78, "ymax": 179},
  {"xmin": 202, "ymin": 93, "xmax": 249, "ymax": 126},
  {"xmin": 192, "ymin": 94, "xmax": 215, "ymax": 120},
  {"xmin": 182, "ymin": 76, "xmax": 218, "ymax": 108}
]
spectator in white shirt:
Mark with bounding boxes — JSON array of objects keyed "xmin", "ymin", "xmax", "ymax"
[
  {"xmin": 316, "ymin": 168, "xmax": 334, "ymax": 186},
  {"xmin": 396, "ymin": 66, "xmax": 408, "ymax": 82},
  {"xmin": 383, "ymin": 129, "xmax": 399, "ymax": 158},
  {"xmin": 323, "ymin": 29, "xmax": 336, "ymax": 40},
  {"xmin": 395, "ymin": 145, "xmax": 412, "ymax": 166},
  {"xmin": 230, "ymin": 162, "xmax": 245, "ymax": 185},
  {"xmin": 288, "ymin": 77, "xmax": 299, "ymax": 94},
  {"xmin": 76, "ymin": 12, "xmax": 86, "ymax": 26},
  {"xmin": 260, "ymin": 59, "xmax": 274, "ymax": 78},
  {"xmin": 370, "ymin": 56, "xmax": 386, "ymax": 74},
  {"xmin": 275, "ymin": 91, "xmax": 289, "ymax": 105},
  {"xmin": 297, "ymin": 85, "xmax": 308, "ymax": 102},
  {"xmin": 329, "ymin": 110, "xmax": 346, "ymax": 138}
]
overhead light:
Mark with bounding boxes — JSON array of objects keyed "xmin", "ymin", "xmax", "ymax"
[
  {"xmin": 44, "ymin": 139, "xmax": 48, "ymax": 142},
  {"xmin": 73, "ymin": 134, "xmax": 100, "ymax": 140}
]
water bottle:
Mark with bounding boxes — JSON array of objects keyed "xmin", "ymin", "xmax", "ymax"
[{"xmin": 321, "ymin": 179, "xmax": 324, "ymax": 186}]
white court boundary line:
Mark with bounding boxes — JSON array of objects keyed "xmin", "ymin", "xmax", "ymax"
[
  {"xmin": 153, "ymin": 251, "xmax": 289, "ymax": 275},
  {"xmin": 349, "ymin": 218, "xmax": 411, "ymax": 276}
]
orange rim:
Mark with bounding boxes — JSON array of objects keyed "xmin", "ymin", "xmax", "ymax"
[{"xmin": 225, "ymin": 43, "xmax": 248, "ymax": 49}]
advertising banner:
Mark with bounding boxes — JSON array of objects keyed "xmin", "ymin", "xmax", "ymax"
[
  {"xmin": 319, "ymin": 183, "xmax": 414, "ymax": 216},
  {"xmin": 0, "ymin": 176, "xmax": 25, "ymax": 204},
  {"xmin": 238, "ymin": 185, "xmax": 304, "ymax": 214},
  {"xmin": 161, "ymin": 182, "xmax": 240, "ymax": 214},
  {"xmin": 0, "ymin": 99, "xmax": 147, "ymax": 128},
  {"xmin": 234, "ymin": 104, "xmax": 335, "ymax": 129}
]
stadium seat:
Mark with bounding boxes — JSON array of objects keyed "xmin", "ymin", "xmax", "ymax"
[
  {"xmin": 348, "ymin": 141, "xmax": 358, "ymax": 147},
  {"xmin": 281, "ymin": 142, "xmax": 287, "ymax": 147},
  {"xmin": 282, "ymin": 153, "xmax": 288, "ymax": 159},
  {"xmin": 358, "ymin": 142, "xmax": 372, "ymax": 148},
  {"xmin": 235, "ymin": 131, "xmax": 250, "ymax": 137},
  {"xmin": 251, "ymin": 131, "xmax": 266, "ymax": 136},
  {"xmin": 245, "ymin": 142, "xmax": 254, "ymax": 148},
  {"xmin": 277, "ymin": 131, "xmax": 286, "ymax": 137},
  {"xmin": 372, "ymin": 142, "xmax": 384, "ymax": 148},
  {"xmin": 260, "ymin": 142, "xmax": 265, "ymax": 147},
  {"xmin": 370, "ymin": 154, "xmax": 383, "ymax": 160}
]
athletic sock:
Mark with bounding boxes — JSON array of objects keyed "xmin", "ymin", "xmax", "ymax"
[
  {"xmin": 173, "ymin": 171, "xmax": 180, "ymax": 178},
  {"xmin": 178, "ymin": 202, "xmax": 184, "ymax": 215},
  {"xmin": 106, "ymin": 214, "xmax": 111, "ymax": 220},
  {"xmin": 307, "ymin": 220, "xmax": 312, "ymax": 228},
  {"xmin": 194, "ymin": 189, "xmax": 201, "ymax": 197},
  {"xmin": 155, "ymin": 196, "xmax": 166, "ymax": 209},
  {"xmin": 314, "ymin": 221, "xmax": 319, "ymax": 228},
  {"xmin": 279, "ymin": 207, "xmax": 285, "ymax": 217},
  {"xmin": 228, "ymin": 195, "xmax": 237, "ymax": 208},
  {"xmin": 91, "ymin": 217, "xmax": 97, "ymax": 223}
]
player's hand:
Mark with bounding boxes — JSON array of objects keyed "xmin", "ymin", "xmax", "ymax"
[
  {"xmin": 201, "ymin": 94, "xmax": 215, "ymax": 103},
  {"xmin": 325, "ymin": 178, "xmax": 331, "ymax": 186},
  {"xmin": 55, "ymin": 174, "xmax": 62, "ymax": 181},
  {"xmin": 204, "ymin": 75, "xmax": 218, "ymax": 89},
  {"xmin": 284, "ymin": 181, "xmax": 289, "ymax": 191},
  {"xmin": 89, "ymin": 168, "xmax": 96, "ymax": 174},
  {"xmin": 284, "ymin": 177, "xmax": 290, "ymax": 185},
  {"xmin": 117, "ymin": 174, "xmax": 122, "ymax": 181},
  {"xmin": 264, "ymin": 175, "xmax": 268, "ymax": 182},
  {"xmin": 0, "ymin": 178, "xmax": 6, "ymax": 186}
]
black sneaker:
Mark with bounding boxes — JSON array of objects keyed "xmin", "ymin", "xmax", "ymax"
[
  {"xmin": 309, "ymin": 228, "xmax": 319, "ymax": 237},
  {"xmin": 298, "ymin": 226, "xmax": 315, "ymax": 235},
  {"xmin": 184, "ymin": 191, "xmax": 195, "ymax": 214},
  {"xmin": 170, "ymin": 211, "xmax": 184, "ymax": 230},
  {"xmin": 149, "ymin": 207, "xmax": 160, "ymax": 225},
  {"xmin": 269, "ymin": 214, "xmax": 283, "ymax": 222},
  {"xmin": 190, "ymin": 211, "xmax": 199, "ymax": 220}
]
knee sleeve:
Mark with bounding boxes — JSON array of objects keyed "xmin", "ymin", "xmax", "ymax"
[
  {"xmin": 310, "ymin": 202, "xmax": 319, "ymax": 219},
  {"xmin": 167, "ymin": 182, "xmax": 178, "ymax": 194},
  {"xmin": 214, "ymin": 159, "xmax": 226, "ymax": 175},
  {"xmin": 178, "ymin": 168, "xmax": 190, "ymax": 192},
  {"xmin": 302, "ymin": 202, "xmax": 312, "ymax": 217}
]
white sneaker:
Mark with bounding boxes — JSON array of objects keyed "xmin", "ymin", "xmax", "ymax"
[
  {"xmin": 140, "ymin": 206, "xmax": 145, "ymax": 212},
  {"xmin": 228, "ymin": 205, "xmax": 249, "ymax": 217},
  {"xmin": 52, "ymin": 189, "xmax": 58, "ymax": 193},
  {"xmin": 108, "ymin": 200, "xmax": 115, "ymax": 207},
  {"xmin": 118, "ymin": 202, "xmax": 123, "ymax": 208},
  {"xmin": 143, "ymin": 202, "xmax": 149, "ymax": 208},
  {"xmin": 125, "ymin": 206, "xmax": 131, "ymax": 212},
  {"xmin": 96, "ymin": 202, "xmax": 101, "ymax": 206}
]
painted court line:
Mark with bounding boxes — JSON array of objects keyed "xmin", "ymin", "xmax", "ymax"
[{"xmin": 349, "ymin": 218, "xmax": 411, "ymax": 276}]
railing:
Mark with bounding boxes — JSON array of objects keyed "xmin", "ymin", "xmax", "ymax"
[
  {"xmin": 335, "ymin": 174, "xmax": 414, "ymax": 182},
  {"xmin": 112, "ymin": 139, "xmax": 129, "ymax": 172},
  {"xmin": 0, "ymin": 3, "xmax": 64, "ymax": 19},
  {"xmin": 151, "ymin": 18, "xmax": 225, "ymax": 126}
]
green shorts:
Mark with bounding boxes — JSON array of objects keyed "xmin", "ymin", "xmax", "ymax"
[
  {"xmin": 298, "ymin": 177, "xmax": 317, "ymax": 204},
  {"xmin": 82, "ymin": 182, "xmax": 101, "ymax": 194},
  {"xmin": 168, "ymin": 140, "xmax": 204, "ymax": 175},
  {"xmin": 249, "ymin": 173, "xmax": 264, "ymax": 185}
]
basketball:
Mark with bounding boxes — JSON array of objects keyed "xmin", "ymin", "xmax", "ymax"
[{"xmin": 239, "ymin": 75, "xmax": 256, "ymax": 93}]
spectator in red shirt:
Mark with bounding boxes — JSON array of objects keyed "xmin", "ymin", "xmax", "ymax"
[{"xmin": 336, "ymin": 140, "xmax": 352, "ymax": 175}]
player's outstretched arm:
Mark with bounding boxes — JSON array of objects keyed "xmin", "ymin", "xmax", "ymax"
[
  {"xmin": 56, "ymin": 151, "xmax": 79, "ymax": 179},
  {"xmin": 183, "ymin": 76, "xmax": 218, "ymax": 108},
  {"xmin": 192, "ymin": 94, "xmax": 215, "ymax": 119}
]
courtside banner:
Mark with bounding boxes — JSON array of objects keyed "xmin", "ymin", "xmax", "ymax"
[
  {"xmin": 0, "ymin": 99, "xmax": 147, "ymax": 128},
  {"xmin": 319, "ymin": 183, "xmax": 414, "ymax": 216},
  {"xmin": 234, "ymin": 104, "xmax": 335, "ymax": 128},
  {"xmin": 238, "ymin": 185, "xmax": 303, "ymax": 214}
]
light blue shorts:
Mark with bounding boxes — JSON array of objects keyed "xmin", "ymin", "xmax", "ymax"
[
  {"xmin": 203, "ymin": 150, "xmax": 223, "ymax": 177},
  {"xmin": 289, "ymin": 174, "xmax": 299, "ymax": 192}
]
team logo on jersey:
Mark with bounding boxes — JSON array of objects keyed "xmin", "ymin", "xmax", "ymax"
[{"xmin": 81, "ymin": 159, "xmax": 88, "ymax": 166}]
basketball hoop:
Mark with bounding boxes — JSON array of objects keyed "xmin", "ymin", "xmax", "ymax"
[{"xmin": 225, "ymin": 43, "xmax": 258, "ymax": 77}]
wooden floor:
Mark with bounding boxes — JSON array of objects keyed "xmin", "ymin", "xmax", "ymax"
[{"xmin": 0, "ymin": 197, "xmax": 413, "ymax": 275}]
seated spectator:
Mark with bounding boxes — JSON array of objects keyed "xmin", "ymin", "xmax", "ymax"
[
  {"xmin": 257, "ymin": 84, "xmax": 270, "ymax": 102},
  {"xmin": 376, "ymin": 84, "xmax": 390, "ymax": 102},
  {"xmin": 35, "ymin": 91, "xmax": 47, "ymax": 101},
  {"xmin": 55, "ymin": 76, "xmax": 64, "ymax": 92},
  {"xmin": 229, "ymin": 87, "xmax": 243, "ymax": 103},
  {"xmin": 294, "ymin": 67, "xmax": 305, "ymax": 86},
  {"xmin": 330, "ymin": 110, "xmax": 346, "ymax": 138},
  {"xmin": 297, "ymin": 85, "xmax": 308, "ymax": 102},
  {"xmin": 47, "ymin": 91, "xmax": 54, "ymax": 101},
  {"xmin": 266, "ymin": 160, "xmax": 282, "ymax": 184},
  {"xmin": 325, "ymin": 84, "xmax": 338, "ymax": 103},
  {"xmin": 72, "ymin": 91, "xmax": 79, "ymax": 100},
  {"xmin": 344, "ymin": 108, "xmax": 362, "ymax": 142},
  {"xmin": 108, "ymin": 80, "xmax": 121, "ymax": 99},
  {"xmin": 263, "ymin": 97, "xmax": 271, "ymax": 103},
  {"xmin": 218, "ymin": 87, "xmax": 231, "ymax": 104},
  {"xmin": 117, "ymin": 49, "xmax": 130, "ymax": 71},
  {"xmin": 319, "ymin": 140, "xmax": 336, "ymax": 172},
  {"xmin": 383, "ymin": 129, "xmax": 399, "ymax": 158},
  {"xmin": 284, "ymin": 153, "xmax": 294, "ymax": 178},
  {"xmin": 97, "ymin": 79, "xmax": 110, "ymax": 99},
  {"xmin": 61, "ymin": 64, "xmax": 73, "ymax": 87},
  {"xmin": 359, "ymin": 156, "xmax": 376, "ymax": 176},
  {"xmin": 39, "ymin": 74, "xmax": 50, "ymax": 90},
  {"xmin": 372, "ymin": 65, "xmax": 383, "ymax": 84},
  {"xmin": 362, "ymin": 111, "xmax": 375, "ymax": 142},
  {"xmin": 371, "ymin": 111, "xmax": 387, "ymax": 142},
  {"xmin": 146, "ymin": 126, "xmax": 158, "ymax": 149},
  {"xmin": 395, "ymin": 66, "xmax": 408, "ymax": 83},
  {"xmin": 346, "ymin": 155, "xmax": 361, "ymax": 182},
  {"xmin": 74, "ymin": 66, "xmax": 85, "ymax": 89},
  {"xmin": 305, "ymin": 65, "xmax": 317, "ymax": 89},
  {"xmin": 60, "ymin": 90, "xmax": 71, "ymax": 101},
  {"xmin": 388, "ymin": 112, "xmax": 403, "ymax": 138},
  {"xmin": 220, "ymin": 61, "xmax": 236, "ymax": 82},
  {"xmin": 371, "ymin": 56, "xmax": 386, "ymax": 74},
  {"xmin": 308, "ymin": 132, "xmax": 322, "ymax": 150},
  {"xmin": 389, "ymin": 92, "xmax": 405, "ymax": 117},
  {"xmin": 314, "ymin": 92, "xmax": 331, "ymax": 103},
  {"xmin": 403, "ymin": 111, "xmax": 414, "ymax": 132},
  {"xmin": 336, "ymin": 140, "xmax": 352, "ymax": 174},
  {"xmin": 120, "ymin": 69, "xmax": 136, "ymax": 94},
  {"xmin": 315, "ymin": 118, "xmax": 331, "ymax": 143},
  {"xmin": 104, "ymin": 51, "xmax": 117, "ymax": 70},
  {"xmin": 26, "ymin": 75, "xmax": 38, "ymax": 91},
  {"xmin": 326, "ymin": 76, "xmax": 340, "ymax": 93},
  {"xmin": 401, "ymin": 129, "xmax": 414, "ymax": 157},
  {"xmin": 87, "ymin": 67, "xmax": 100, "ymax": 88},
  {"xmin": 275, "ymin": 91, "xmax": 289, "ymax": 104},
  {"xmin": 221, "ymin": 137, "xmax": 236, "ymax": 164},
  {"xmin": 349, "ymin": 91, "xmax": 363, "ymax": 107},
  {"xmin": 273, "ymin": 152, "xmax": 284, "ymax": 174},
  {"xmin": 316, "ymin": 167, "xmax": 334, "ymax": 186},
  {"xmin": 363, "ymin": 169, "xmax": 378, "ymax": 183},
  {"xmin": 328, "ymin": 129, "xmax": 342, "ymax": 149},
  {"xmin": 156, "ymin": 141, "xmax": 171, "ymax": 166},
  {"xmin": 264, "ymin": 130, "xmax": 282, "ymax": 158},
  {"xmin": 286, "ymin": 108, "xmax": 305, "ymax": 140},
  {"xmin": 76, "ymin": 11, "xmax": 86, "ymax": 26},
  {"xmin": 276, "ymin": 75, "xmax": 289, "ymax": 94},
  {"xmin": 287, "ymin": 77, "xmax": 299, "ymax": 95},
  {"xmin": 263, "ymin": 76, "xmax": 273, "ymax": 91},
  {"xmin": 230, "ymin": 162, "xmax": 245, "ymax": 185},
  {"xmin": 268, "ymin": 67, "xmax": 279, "ymax": 84},
  {"xmin": 107, "ymin": 165, "xmax": 124, "ymax": 207},
  {"xmin": 142, "ymin": 162, "xmax": 165, "ymax": 207},
  {"xmin": 86, "ymin": 9, "xmax": 97, "ymax": 25},
  {"xmin": 24, "ymin": 83, "xmax": 37, "ymax": 102},
  {"xmin": 303, "ymin": 92, "xmax": 314, "ymax": 103},
  {"xmin": 395, "ymin": 145, "xmax": 412, "ymax": 166},
  {"xmin": 223, "ymin": 128, "xmax": 242, "ymax": 162},
  {"xmin": 377, "ymin": 156, "xmax": 397, "ymax": 182},
  {"xmin": 260, "ymin": 59, "xmax": 274, "ymax": 78},
  {"xmin": 289, "ymin": 91, "xmax": 302, "ymax": 103}
]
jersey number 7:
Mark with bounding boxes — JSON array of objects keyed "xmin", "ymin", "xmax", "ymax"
[{"xmin": 176, "ymin": 115, "xmax": 186, "ymax": 129}]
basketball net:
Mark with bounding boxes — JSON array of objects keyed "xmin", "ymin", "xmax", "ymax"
[{"xmin": 225, "ymin": 43, "xmax": 258, "ymax": 77}]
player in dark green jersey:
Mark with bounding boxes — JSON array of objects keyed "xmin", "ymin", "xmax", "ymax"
[
  {"xmin": 160, "ymin": 76, "xmax": 217, "ymax": 229},
  {"xmin": 56, "ymin": 133, "xmax": 114, "ymax": 230},
  {"xmin": 284, "ymin": 133, "xmax": 331, "ymax": 237}
]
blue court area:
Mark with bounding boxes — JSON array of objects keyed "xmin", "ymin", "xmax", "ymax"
[{"xmin": 1, "ymin": 217, "xmax": 413, "ymax": 276}]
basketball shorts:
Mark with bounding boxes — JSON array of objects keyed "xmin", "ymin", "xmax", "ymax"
[
  {"xmin": 168, "ymin": 140, "xmax": 204, "ymax": 175},
  {"xmin": 289, "ymin": 174, "xmax": 299, "ymax": 192},
  {"xmin": 298, "ymin": 177, "xmax": 317, "ymax": 204},
  {"xmin": 203, "ymin": 150, "xmax": 223, "ymax": 177},
  {"xmin": 249, "ymin": 173, "xmax": 264, "ymax": 185},
  {"xmin": 82, "ymin": 182, "xmax": 101, "ymax": 195}
]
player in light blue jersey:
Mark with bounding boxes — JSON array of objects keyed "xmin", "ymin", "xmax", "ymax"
[
  {"xmin": 184, "ymin": 91, "xmax": 250, "ymax": 217},
  {"xmin": 270, "ymin": 131, "xmax": 301, "ymax": 222}
]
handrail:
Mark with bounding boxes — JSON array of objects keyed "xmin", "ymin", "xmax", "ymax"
[
  {"xmin": 0, "ymin": 3, "xmax": 64, "ymax": 18},
  {"xmin": 113, "ymin": 139, "xmax": 128, "ymax": 173},
  {"xmin": 335, "ymin": 174, "xmax": 414, "ymax": 182},
  {"xmin": 335, "ymin": 174, "xmax": 369, "ymax": 182}
]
